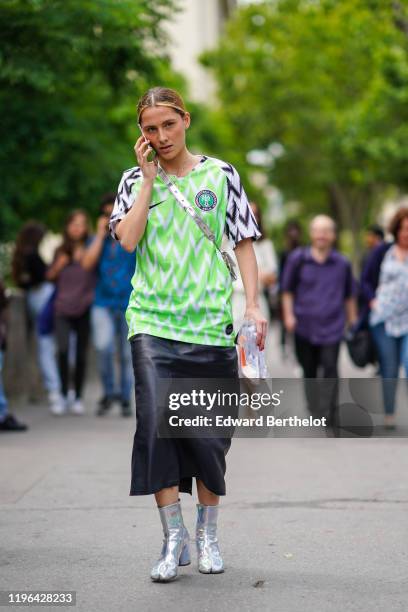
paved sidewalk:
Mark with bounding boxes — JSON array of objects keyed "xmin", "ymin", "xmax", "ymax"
[{"xmin": 1, "ymin": 327, "xmax": 407, "ymax": 611}]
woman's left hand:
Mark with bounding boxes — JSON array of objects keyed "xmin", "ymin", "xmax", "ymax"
[{"xmin": 244, "ymin": 305, "xmax": 268, "ymax": 351}]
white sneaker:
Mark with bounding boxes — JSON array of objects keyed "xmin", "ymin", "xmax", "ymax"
[
  {"xmin": 70, "ymin": 399, "xmax": 84, "ymax": 415},
  {"xmin": 48, "ymin": 391, "xmax": 66, "ymax": 416}
]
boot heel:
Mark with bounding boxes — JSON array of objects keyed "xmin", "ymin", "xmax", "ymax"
[{"xmin": 178, "ymin": 540, "xmax": 191, "ymax": 566}]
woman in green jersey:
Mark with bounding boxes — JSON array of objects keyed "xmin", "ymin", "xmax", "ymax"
[{"xmin": 109, "ymin": 87, "xmax": 267, "ymax": 582}]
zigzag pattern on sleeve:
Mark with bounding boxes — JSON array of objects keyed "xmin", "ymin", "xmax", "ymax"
[
  {"xmin": 207, "ymin": 157, "xmax": 261, "ymax": 247},
  {"xmin": 109, "ymin": 166, "xmax": 143, "ymax": 240}
]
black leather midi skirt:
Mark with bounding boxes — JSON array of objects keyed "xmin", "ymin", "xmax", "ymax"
[{"xmin": 129, "ymin": 333, "xmax": 239, "ymax": 496}]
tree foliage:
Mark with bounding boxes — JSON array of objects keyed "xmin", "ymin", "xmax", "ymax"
[
  {"xmin": 0, "ymin": 0, "xmax": 180, "ymax": 240},
  {"xmin": 202, "ymin": 0, "xmax": 408, "ymax": 248}
]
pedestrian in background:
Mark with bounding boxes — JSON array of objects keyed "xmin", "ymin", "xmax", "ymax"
[
  {"xmin": 361, "ymin": 224, "xmax": 385, "ymax": 270},
  {"xmin": 359, "ymin": 226, "xmax": 391, "ymax": 337},
  {"xmin": 356, "ymin": 224, "xmax": 388, "ymax": 367},
  {"xmin": 46, "ymin": 210, "xmax": 96, "ymax": 414},
  {"xmin": 278, "ymin": 220, "xmax": 303, "ymax": 359},
  {"xmin": 232, "ymin": 202, "xmax": 277, "ymax": 330},
  {"xmin": 0, "ymin": 279, "xmax": 28, "ymax": 432},
  {"xmin": 281, "ymin": 215, "xmax": 357, "ymax": 427},
  {"xmin": 11, "ymin": 222, "xmax": 63, "ymax": 414},
  {"xmin": 82, "ymin": 193, "xmax": 135, "ymax": 417},
  {"xmin": 369, "ymin": 207, "xmax": 408, "ymax": 429}
]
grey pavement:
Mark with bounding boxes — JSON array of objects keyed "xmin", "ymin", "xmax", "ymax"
[{"xmin": 1, "ymin": 325, "xmax": 408, "ymax": 611}]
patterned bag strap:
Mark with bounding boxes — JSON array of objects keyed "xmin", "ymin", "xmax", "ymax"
[{"xmin": 157, "ymin": 163, "xmax": 237, "ymax": 280}]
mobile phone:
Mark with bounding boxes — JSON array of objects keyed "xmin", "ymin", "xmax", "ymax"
[{"xmin": 139, "ymin": 126, "xmax": 157, "ymax": 163}]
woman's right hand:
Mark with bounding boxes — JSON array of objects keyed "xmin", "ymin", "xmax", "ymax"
[{"xmin": 134, "ymin": 136, "xmax": 158, "ymax": 182}]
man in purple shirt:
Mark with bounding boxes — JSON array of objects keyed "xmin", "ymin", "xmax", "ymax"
[{"xmin": 281, "ymin": 215, "xmax": 357, "ymax": 425}]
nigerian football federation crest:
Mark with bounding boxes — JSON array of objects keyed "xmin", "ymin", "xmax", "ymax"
[{"xmin": 195, "ymin": 189, "xmax": 217, "ymax": 212}]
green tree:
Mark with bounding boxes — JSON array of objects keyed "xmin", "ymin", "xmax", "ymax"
[
  {"xmin": 0, "ymin": 0, "xmax": 180, "ymax": 240},
  {"xmin": 202, "ymin": 0, "xmax": 408, "ymax": 259},
  {"xmin": 187, "ymin": 101, "xmax": 264, "ymax": 204}
]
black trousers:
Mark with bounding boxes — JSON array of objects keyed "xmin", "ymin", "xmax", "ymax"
[
  {"xmin": 294, "ymin": 334, "xmax": 340, "ymax": 423},
  {"xmin": 129, "ymin": 333, "xmax": 239, "ymax": 496},
  {"xmin": 55, "ymin": 309, "xmax": 90, "ymax": 399}
]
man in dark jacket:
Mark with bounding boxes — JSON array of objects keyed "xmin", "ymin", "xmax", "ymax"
[{"xmin": 359, "ymin": 241, "xmax": 392, "ymax": 328}]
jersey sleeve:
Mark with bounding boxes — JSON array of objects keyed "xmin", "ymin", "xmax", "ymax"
[
  {"xmin": 109, "ymin": 167, "xmax": 142, "ymax": 240},
  {"xmin": 222, "ymin": 163, "xmax": 261, "ymax": 248}
]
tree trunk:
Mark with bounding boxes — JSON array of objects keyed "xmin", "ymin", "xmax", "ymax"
[{"xmin": 328, "ymin": 183, "xmax": 368, "ymax": 274}]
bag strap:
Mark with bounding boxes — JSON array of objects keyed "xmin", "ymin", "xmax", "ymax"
[{"xmin": 156, "ymin": 163, "xmax": 237, "ymax": 281}]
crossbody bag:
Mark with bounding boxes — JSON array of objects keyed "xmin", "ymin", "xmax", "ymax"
[{"xmin": 156, "ymin": 163, "xmax": 237, "ymax": 281}]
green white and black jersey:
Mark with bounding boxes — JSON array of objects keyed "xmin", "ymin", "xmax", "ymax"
[{"xmin": 109, "ymin": 155, "xmax": 261, "ymax": 346}]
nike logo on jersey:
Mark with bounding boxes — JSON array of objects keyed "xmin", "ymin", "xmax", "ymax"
[{"xmin": 149, "ymin": 199, "xmax": 166, "ymax": 209}]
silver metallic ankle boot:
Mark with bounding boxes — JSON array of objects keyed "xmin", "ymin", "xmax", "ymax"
[
  {"xmin": 195, "ymin": 503, "xmax": 224, "ymax": 574},
  {"xmin": 150, "ymin": 501, "xmax": 190, "ymax": 582}
]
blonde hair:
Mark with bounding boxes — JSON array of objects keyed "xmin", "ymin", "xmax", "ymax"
[{"xmin": 137, "ymin": 87, "xmax": 186, "ymax": 124}]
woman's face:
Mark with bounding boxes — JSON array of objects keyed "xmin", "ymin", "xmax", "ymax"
[
  {"xmin": 67, "ymin": 214, "xmax": 88, "ymax": 241},
  {"xmin": 139, "ymin": 106, "xmax": 190, "ymax": 160},
  {"xmin": 397, "ymin": 218, "xmax": 408, "ymax": 250}
]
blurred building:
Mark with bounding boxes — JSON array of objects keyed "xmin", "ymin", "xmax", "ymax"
[{"xmin": 165, "ymin": 0, "xmax": 237, "ymax": 102}]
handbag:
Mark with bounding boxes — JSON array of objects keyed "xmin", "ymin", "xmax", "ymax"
[
  {"xmin": 156, "ymin": 163, "xmax": 237, "ymax": 281},
  {"xmin": 345, "ymin": 328, "xmax": 376, "ymax": 368}
]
